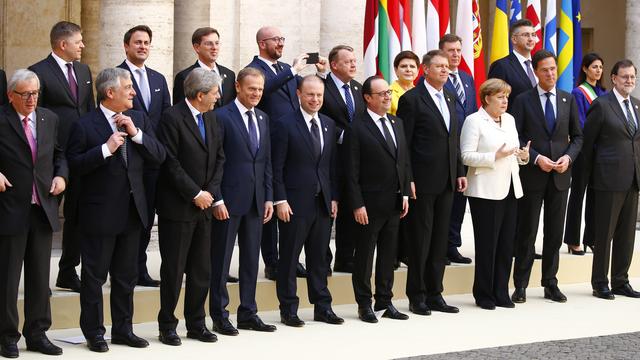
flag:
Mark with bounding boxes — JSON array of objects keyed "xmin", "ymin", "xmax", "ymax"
[
  {"xmin": 412, "ymin": 0, "xmax": 427, "ymax": 58},
  {"xmin": 525, "ymin": 0, "xmax": 543, "ymax": 53},
  {"xmin": 557, "ymin": 0, "xmax": 573, "ymax": 91},
  {"xmin": 572, "ymin": 0, "xmax": 582, "ymax": 85},
  {"xmin": 544, "ymin": 0, "xmax": 557, "ymax": 55},
  {"xmin": 509, "ymin": 0, "xmax": 522, "ymax": 25},
  {"xmin": 490, "ymin": 0, "xmax": 510, "ymax": 64},
  {"xmin": 427, "ymin": 0, "xmax": 450, "ymax": 50},
  {"xmin": 386, "ymin": 0, "xmax": 402, "ymax": 81},
  {"xmin": 363, "ymin": 0, "xmax": 380, "ymax": 78},
  {"xmin": 400, "ymin": 0, "xmax": 413, "ymax": 51},
  {"xmin": 456, "ymin": 0, "xmax": 486, "ymax": 105}
]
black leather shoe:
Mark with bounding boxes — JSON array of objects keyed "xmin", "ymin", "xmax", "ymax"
[
  {"xmin": 544, "ymin": 285, "xmax": 567, "ymax": 302},
  {"xmin": 186, "ymin": 327, "xmax": 218, "ymax": 343},
  {"xmin": 378, "ymin": 304, "xmax": 409, "ymax": 320},
  {"xmin": 333, "ymin": 261, "xmax": 354, "ymax": 273},
  {"xmin": 409, "ymin": 302, "xmax": 431, "ymax": 316},
  {"xmin": 357, "ymin": 306, "xmax": 378, "ymax": 323},
  {"xmin": 612, "ymin": 283, "xmax": 640, "ymax": 298},
  {"xmin": 137, "ymin": 273, "xmax": 161, "ymax": 287},
  {"xmin": 159, "ymin": 330, "xmax": 181, "ymax": 346},
  {"xmin": 427, "ymin": 299, "xmax": 459, "ymax": 313},
  {"xmin": 111, "ymin": 332, "xmax": 149, "ymax": 348},
  {"xmin": 280, "ymin": 313, "xmax": 305, "ymax": 327},
  {"xmin": 56, "ymin": 273, "xmax": 81, "ymax": 293},
  {"xmin": 227, "ymin": 275, "xmax": 239, "ymax": 283},
  {"xmin": 314, "ymin": 309, "xmax": 344, "ymax": 324},
  {"xmin": 211, "ymin": 318, "xmax": 239, "ymax": 336},
  {"xmin": 592, "ymin": 287, "xmax": 615, "ymax": 300},
  {"xmin": 296, "ymin": 262, "xmax": 307, "ymax": 278},
  {"xmin": 445, "ymin": 258, "xmax": 452, "ymax": 266},
  {"xmin": 237, "ymin": 315, "xmax": 277, "ymax": 332},
  {"xmin": 26, "ymin": 335, "xmax": 62, "ymax": 355},
  {"xmin": 511, "ymin": 288, "xmax": 527, "ymax": 303},
  {"xmin": 264, "ymin": 265, "xmax": 277, "ymax": 281},
  {"xmin": 86, "ymin": 335, "xmax": 109, "ymax": 352},
  {"xmin": 496, "ymin": 299, "xmax": 515, "ymax": 308},
  {"xmin": 476, "ymin": 300, "xmax": 496, "ymax": 310},
  {"xmin": 567, "ymin": 245, "xmax": 585, "ymax": 256},
  {"xmin": 534, "ymin": 253, "xmax": 543, "ymax": 260},
  {"xmin": 0, "ymin": 342, "xmax": 18, "ymax": 358},
  {"xmin": 448, "ymin": 251, "xmax": 472, "ymax": 264}
]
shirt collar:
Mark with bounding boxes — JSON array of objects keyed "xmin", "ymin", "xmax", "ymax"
[
  {"xmin": 613, "ymin": 87, "xmax": 630, "ymax": 103},
  {"xmin": 51, "ymin": 52, "xmax": 72, "ymax": 69},
  {"xmin": 300, "ymin": 107, "xmax": 318, "ymax": 123},
  {"xmin": 330, "ymin": 72, "xmax": 350, "ymax": 90},
  {"xmin": 17, "ymin": 111, "xmax": 35, "ymax": 123},
  {"xmin": 125, "ymin": 58, "xmax": 146, "ymax": 72},
  {"xmin": 512, "ymin": 50, "xmax": 532, "ymax": 65},
  {"xmin": 424, "ymin": 79, "xmax": 444, "ymax": 98},
  {"xmin": 367, "ymin": 108, "xmax": 387, "ymax": 122},
  {"xmin": 185, "ymin": 98, "xmax": 201, "ymax": 118},
  {"xmin": 197, "ymin": 59, "xmax": 216, "ymax": 72},
  {"xmin": 537, "ymin": 85, "xmax": 556, "ymax": 97},
  {"xmin": 257, "ymin": 56, "xmax": 278, "ymax": 69},
  {"xmin": 99, "ymin": 103, "xmax": 117, "ymax": 125},
  {"xmin": 234, "ymin": 98, "xmax": 253, "ymax": 115}
]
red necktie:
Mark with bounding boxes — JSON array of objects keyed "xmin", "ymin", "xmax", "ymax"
[{"xmin": 22, "ymin": 117, "xmax": 40, "ymax": 205}]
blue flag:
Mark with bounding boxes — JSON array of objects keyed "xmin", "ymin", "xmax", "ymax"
[{"xmin": 572, "ymin": 0, "xmax": 582, "ymax": 86}]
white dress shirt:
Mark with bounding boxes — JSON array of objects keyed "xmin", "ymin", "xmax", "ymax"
[
  {"xmin": 424, "ymin": 80, "xmax": 451, "ymax": 130},
  {"xmin": 17, "ymin": 111, "xmax": 37, "ymax": 141},
  {"xmin": 367, "ymin": 108, "xmax": 397, "ymax": 147},
  {"xmin": 99, "ymin": 103, "xmax": 143, "ymax": 159},
  {"xmin": 51, "ymin": 52, "xmax": 77, "ymax": 84},
  {"xmin": 537, "ymin": 85, "xmax": 557, "ymax": 117},
  {"xmin": 234, "ymin": 98, "xmax": 261, "ymax": 143},
  {"xmin": 613, "ymin": 87, "xmax": 638, "ymax": 127},
  {"xmin": 513, "ymin": 50, "xmax": 538, "ymax": 84},
  {"xmin": 258, "ymin": 56, "xmax": 297, "ymax": 76}
]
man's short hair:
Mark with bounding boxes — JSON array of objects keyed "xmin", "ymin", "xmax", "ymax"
[
  {"xmin": 237, "ymin": 67, "xmax": 265, "ymax": 84},
  {"xmin": 611, "ymin": 59, "xmax": 637, "ymax": 77},
  {"xmin": 438, "ymin": 34, "xmax": 463, "ymax": 49},
  {"xmin": 297, "ymin": 75, "xmax": 324, "ymax": 90},
  {"xmin": 95, "ymin": 68, "xmax": 131, "ymax": 102},
  {"xmin": 50, "ymin": 21, "xmax": 82, "ymax": 48},
  {"xmin": 124, "ymin": 25, "xmax": 152, "ymax": 44},
  {"xmin": 510, "ymin": 19, "xmax": 533, "ymax": 35},
  {"xmin": 183, "ymin": 68, "xmax": 221, "ymax": 99},
  {"xmin": 362, "ymin": 75, "xmax": 385, "ymax": 96},
  {"xmin": 422, "ymin": 49, "xmax": 447, "ymax": 67},
  {"xmin": 328, "ymin": 45, "xmax": 354, "ymax": 64},
  {"xmin": 532, "ymin": 49, "xmax": 557, "ymax": 70},
  {"xmin": 7, "ymin": 69, "xmax": 40, "ymax": 92},
  {"xmin": 192, "ymin": 27, "xmax": 220, "ymax": 45}
]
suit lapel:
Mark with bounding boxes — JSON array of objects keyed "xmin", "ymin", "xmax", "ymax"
[
  {"xmin": 529, "ymin": 90, "xmax": 551, "ymax": 135},
  {"xmin": 46, "ymin": 55, "xmax": 75, "ymax": 103},
  {"xmin": 120, "ymin": 61, "xmax": 149, "ymax": 113},
  {"xmin": 73, "ymin": 61, "xmax": 90, "ymax": 107},
  {"xmin": 363, "ymin": 114, "xmax": 395, "ymax": 158},
  {"xmin": 93, "ymin": 109, "xmax": 117, "ymax": 147},
  {"xmin": 417, "ymin": 83, "xmax": 447, "ymax": 132},
  {"xmin": 228, "ymin": 103, "xmax": 254, "ymax": 155},
  {"xmin": 325, "ymin": 77, "xmax": 349, "ymax": 120},
  {"xmin": 605, "ymin": 93, "xmax": 633, "ymax": 138},
  {"xmin": 5, "ymin": 106, "xmax": 30, "ymax": 148},
  {"xmin": 508, "ymin": 53, "xmax": 533, "ymax": 88},
  {"xmin": 178, "ymin": 102, "xmax": 207, "ymax": 149},
  {"xmin": 256, "ymin": 110, "xmax": 268, "ymax": 154},
  {"xmin": 555, "ymin": 92, "xmax": 569, "ymax": 135},
  {"xmin": 295, "ymin": 111, "xmax": 317, "ymax": 159}
]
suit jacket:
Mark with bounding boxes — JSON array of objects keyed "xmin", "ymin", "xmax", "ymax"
[
  {"xmin": 29, "ymin": 54, "xmax": 95, "ymax": 147},
  {"xmin": 512, "ymin": 87, "xmax": 583, "ymax": 192},
  {"xmin": 66, "ymin": 108, "xmax": 165, "ymax": 235},
  {"xmin": 397, "ymin": 81, "xmax": 464, "ymax": 194},
  {"xmin": 173, "ymin": 61, "xmax": 236, "ymax": 108},
  {"xmin": 320, "ymin": 74, "xmax": 366, "ymax": 132},
  {"xmin": 0, "ymin": 105, "xmax": 68, "ymax": 235},
  {"xmin": 271, "ymin": 109, "xmax": 337, "ymax": 217},
  {"xmin": 444, "ymin": 69, "xmax": 478, "ymax": 133},
  {"xmin": 345, "ymin": 112, "xmax": 411, "ymax": 218},
  {"xmin": 246, "ymin": 56, "xmax": 299, "ymax": 120},
  {"xmin": 583, "ymin": 91, "xmax": 640, "ymax": 192},
  {"xmin": 488, "ymin": 52, "xmax": 534, "ymax": 113},
  {"xmin": 155, "ymin": 100, "xmax": 225, "ymax": 222},
  {"xmin": 215, "ymin": 101, "xmax": 272, "ymax": 216},
  {"xmin": 0, "ymin": 69, "xmax": 7, "ymax": 106}
]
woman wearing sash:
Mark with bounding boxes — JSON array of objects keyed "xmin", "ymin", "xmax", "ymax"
[{"xmin": 564, "ymin": 53, "xmax": 607, "ymax": 255}]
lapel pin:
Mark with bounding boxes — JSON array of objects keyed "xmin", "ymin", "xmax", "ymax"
[
  {"xmin": 259, "ymin": 115, "xmax": 263, "ymax": 120},
  {"xmin": 635, "ymin": 105, "xmax": 639, "ymax": 110},
  {"xmin": 223, "ymin": 74, "xmax": 227, "ymax": 78},
  {"xmin": 354, "ymin": 86, "xmax": 358, "ymax": 91},
  {"xmin": 465, "ymin": 84, "xmax": 469, "ymax": 87},
  {"xmin": 324, "ymin": 127, "xmax": 328, "ymax": 132},
  {"xmin": 391, "ymin": 119, "xmax": 395, "ymax": 124},
  {"xmin": 562, "ymin": 97, "xmax": 567, "ymax": 102},
  {"xmin": 154, "ymin": 88, "xmax": 160, "ymax": 92},
  {"xmin": 447, "ymin": 97, "xmax": 451, "ymax": 102},
  {"xmin": 86, "ymin": 80, "xmax": 90, "ymax": 84}
]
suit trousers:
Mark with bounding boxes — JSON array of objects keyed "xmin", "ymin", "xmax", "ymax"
[
  {"xmin": 138, "ymin": 168, "xmax": 159, "ymax": 277},
  {"xmin": 277, "ymin": 196, "xmax": 332, "ymax": 315},
  {"xmin": 468, "ymin": 186, "xmax": 517, "ymax": 305},
  {"xmin": 58, "ymin": 194, "xmax": 81, "ymax": 278},
  {"xmin": 396, "ymin": 218, "xmax": 410, "ymax": 264},
  {"xmin": 158, "ymin": 214, "xmax": 211, "ymax": 331},
  {"xmin": 0, "ymin": 206, "xmax": 52, "ymax": 343},
  {"xmin": 591, "ymin": 186, "xmax": 638, "ymax": 289},
  {"xmin": 210, "ymin": 205, "xmax": 263, "ymax": 322},
  {"xmin": 260, "ymin": 218, "xmax": 278, "ymax": 267},
  {"xmin": 513, "ymin": 182, "xmax": 568, "ymax": 288},
  {"xmin": 334, "ymin": 198, "xmax": 357, "ymax": 264},
  {"xmin": 564, "ymin": 154, "xmax": 595, "ymax": 247},
  {"xmin": 406, "ymin": 189, "xmax": 454, "ymax": 304},
  {"xmin": 448, "ymin": 190, "xmax": 467, "ymax": 254},
  {"xmin": 352, "ymin": 213, "xmax": 400, "ymax": 308},
  {"xmin": 80, "ymin": 199, "xmax": 141, "ymax": 339}
]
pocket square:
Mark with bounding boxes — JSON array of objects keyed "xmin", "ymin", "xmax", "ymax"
[{"xmin": 154, "ymin": 88, "xmax": 161, "ymax": 92}]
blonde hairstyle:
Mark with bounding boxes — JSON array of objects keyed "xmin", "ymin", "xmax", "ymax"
[{"xmin": 479, "ymin": 78, "xmax": 512, "ymax": 106}]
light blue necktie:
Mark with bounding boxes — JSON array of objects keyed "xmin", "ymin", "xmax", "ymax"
[
  {"xmin": 136, "ymin": 68, "xmax": 151, "ymax": 110},
  {"xmin": 435, "ymin": 92, "xmax": 450, "ymax": 132}
]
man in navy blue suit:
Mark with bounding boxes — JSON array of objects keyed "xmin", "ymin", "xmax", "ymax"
[
  {"xmin": 272, "ymin": 75, "xmax": 343, "ymax": 327},
  {"xmin": 440, "ymin": 34, "xmax": 477, "ymax": 265},
  {"xmin": 209, "ymin": 67, "xmax": 277, "ymax": 336},
  {"xmin": 117, "ymin": 25, "xmax": 171, "ymax": 288}
]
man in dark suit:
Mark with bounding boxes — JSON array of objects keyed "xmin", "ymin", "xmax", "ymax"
[
  {"xmin": 272, "ymin": 75, "xmax": 343, "ymax": 327},
  {"xmin": 583, "ymin": 59, "xmax": 640, "ymax": 300},
  {"xmin": 511, "ymin": 50, "xmax": 583, "ymax": 304},
  {"xmin": 0, "ymin": 69, "xmax": 7, "ymax": 105},
  {"xmin": 67, "ymin": 68, "xmax": 166, "ymax": 352},
  {"xmin": 0, "ymin": 69, "xmax": 67, "ymax": 358},
  {"xmin": 346, "ymin": 76, "xmax": 411, "ymax": 323},
  {"xmin": 156, "ymin": 68, "xmax": 224, "ymax": 346},
  {"xmin": 173, "ymin": 27, "xmax": 236, "ymax": 108},
  {"xmin": 29, "ymin": 21, "xmax": 95, "ymax": 293},
  {"xmin": 209, "ymin": 67, "xmax": 277, "ymax": 336},
  {"xmin": 319, "ymin": 45, "xmax": 366, "ymax": 273},
  {"xmin": 117, "ymin": 25, "xmax": 171, "ymax": 288},
  {"xmin": 440, "ymin": 34, "xmax": 478, "ymax": 265},
  {"xmin": 397, "ymin": 50, "xmax": 466, "ymax": 316}
]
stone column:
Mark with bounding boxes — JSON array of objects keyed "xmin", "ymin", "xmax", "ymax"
[
  {"xmin": 626, "ymin": 0, "xmax": 640, "ymax": 99},
  {"xmin": 173, "ymin": 0, "xmax": 211, "ymax": 75},
  {"xmin": 320, "ymin": 0, "xmax": 366, "ymax": 81}
]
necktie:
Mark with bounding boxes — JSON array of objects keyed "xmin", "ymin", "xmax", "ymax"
[
  {"xmin": 342, "ymin": 84, "xmax": 355, "ymax": 122},
  {"xmin": 449, "ymin": 72, "xmax": 466, "ymax": 104},
  {"xmin": 246, "ymin": 110, "xmax": 259, "ymax": 156},
  {"xmin": 524, "ymin": 60, "xmax": 537, "ymax": 87},
  {"xmin": 435, "ymin": 92, "xmax": 450, "ymax": 132},
  {"xmin": 379, "ymin": 117, "xmax": 397, "ymax": 157},
  {"xmin": 544, "ymin": 92, "xmax": 556, "ymax": 133},
  {"xmin": 309, "ymin": 118, "xmax": 322, "ymax": 160},
  {"xmin": 272, "ymin": 63, "xmax": 282, "ymax": 74},
  {"xmin": 66, "ymin": 63, "xmax": 78, "ymax": 101},
  {"xmin": 623, "ymin": 99, "xmax": 637, "ymax": 136},
  {"xmin": 114, "ymin": 117, "xmax": 128, "ymax": 167},
  {"xmin": 196, "ymin": 113, "xmax": 206, "ymax": 142},
  {"xmin": 22, "ymin": 117, "xmax": 40, "ymax": 205},
  {"xmin": 136, "ymin": 68, "xmax": 151, "ymax": 110}
]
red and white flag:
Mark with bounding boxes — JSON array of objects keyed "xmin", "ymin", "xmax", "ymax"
[
  {"xmin": 525, "ymin": 0, "xmax": 543, "ymax": 53},
  {"xmin": 455, "ymin": 0, "xmax": 485, "ymax": 105},
  {"xmin": 400, "ymin": 0, "xmax": 412, "ymax": 51},
  {"xmin": 426, "ymin": 0, "xmax": 450, "ymax": 50},
  {"xmin": 363, "ymin": 0, "xmax": 380, "ymax": 78}
]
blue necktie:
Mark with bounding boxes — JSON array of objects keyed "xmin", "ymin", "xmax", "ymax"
[
  {"xmin": 544, "ymin": 92, "xmax": 556, "ymax": 133},
  {"xmin": 246, "ymin": 110, "xmax": 259, "ymax": 156},
  {"xmin": 342, "ymin": 84, "xmax": 355, "ymax": 122},
  {"xmin": 450, "ymin": 72, "xmax": 466, "ymax": 104},
  {"xmin": 196, "ymin": 113, "xmax": 206, "ymax": 142}
]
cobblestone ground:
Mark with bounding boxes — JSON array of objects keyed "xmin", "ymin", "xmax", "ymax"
[{"xmin": 397, "ymin": 332, "xmax": 640, "ymax": 360}]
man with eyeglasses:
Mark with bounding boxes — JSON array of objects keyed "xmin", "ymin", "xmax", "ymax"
[{"xmin": 0, "ymin": 69, "xmax": 68, "ymax": 358}]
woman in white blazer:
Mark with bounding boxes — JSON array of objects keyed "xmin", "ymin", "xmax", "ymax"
[{"xmin": 460, "ymin": 79, "xmax": 529, "ymax": 310}]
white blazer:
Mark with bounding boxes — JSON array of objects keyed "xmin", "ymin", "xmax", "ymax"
[{"xmin": 460, "ymin": 107, "xmax": 527, "ymax": 200}]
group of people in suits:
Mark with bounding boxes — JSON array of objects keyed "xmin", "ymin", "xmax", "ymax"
[{"xmin": 1, "ymin": 16, "xmax": 640, "ymax": 359}]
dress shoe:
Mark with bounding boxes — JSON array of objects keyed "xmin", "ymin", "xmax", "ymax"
[
  {"xmin": 448, "ymin": 251, "xmax": 472, "ymax": 264},
  {"xmin": 333, "ymin": 261, "xmax": 355, "ymax": 273},
  {"xmin": 511, "ymin": 288, "xmax": 527, "ymax": 303},
  {"xmin": 544, "ymin": 285, "xmax": 567, "ymax": 303},
  {"xmin": 357, "ymin": 306, "xmax": 378, "ymax": 323},
  {"xmin": 495, "ymin": 299, "xmax": 515, "ymax": 308},
  {"xmin": 26, "ymin": 335, "xmax": 62, "ymax": 355},
  {"xmin": 227, "ymin": 275, "xmax": 239, "ymax": 283},
  {"xmin": 377, "ymin": 304, "xmax": 409, "ymax": 320},
  {"xmin": 137, "ymin": 273, "xmax": 161, "ymax": 287},
  {"xmin": 264, "ymin": 265, "xmax": 277, "ymax": 281},
  {"xmin": 445, "ymin": 258, "xmax": 452, "ymax": 266},
  {"xmin": 159, "ymin": 329, "xmax": 181, "ymax": 346},
  {"xmin": 280, "ymin": 313, "xmax": 305, "ymax": 327},
  {"xmin": 409, "ymin": 302, "xmax": 431, "ymax": 316},
  {"xmin": 55, "ymin": 273, "xmax": 81, "ymax": 293},
  {"xmin": 238, "ymin": 315, "xmax": 277, "ymax": 332},
  {"xmin": 476, "ymin": 300, "xmax": 496, "ymax": 310},
  {"xmin": 314, "ymin": 308, "xmax": 344, "ymax": 324},
  {"xmin": 86, "ymin": 335, "xmax": 109, "ymax": 352},
  {"xmin": 567, "ymin": 245, "xmax": 585, "ymax": 256},
  {"xmin": 534, "ymin": 253, "xmax": 543, "ymax": 260},
  {"xmin": 211, "ymin": 318, "xmax": 239, "ymax": 336},
  {"xmin": 0, "ymin": 342, "xmax": 18, "ymax": 358},
  {"xmin": 427, "ymin": 298, "xmax": 459, "ymax": 313},
  {"xmin": 612, "ymin": 283, "xmax": 640, "ymax": 298},
  {"xmin": 186, "ymin": 327, "xmax": 218, "ymax": 343},
  {"xmin": 592, "ymin": 287, "xmax": 615, "ymax": 300},
  {"xmin": 296, "ymin": 262, "xmax": 307, "ymax": 278},
  {"xmin": 111, "ymin": 332, "xmax": 149, "ymax": 348}
]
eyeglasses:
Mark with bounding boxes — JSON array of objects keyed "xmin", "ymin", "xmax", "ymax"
[
  {"xmin": 13, "ymin": 90, "xmax": 39, "ymax": 100},
  {"xmin": 515, "ymin": 32, "xmax": 538, "ymax": 39},
  {"xmin": 616, "ymin": 74, "xmax": 637, "ymax": 81},
  {"xmin": 260, "ymin": 36, "xmax": 286, "ymax": 44},
  {"xmin": 370, "ymin": 90, "xmax": 392, "ymax": 97}
]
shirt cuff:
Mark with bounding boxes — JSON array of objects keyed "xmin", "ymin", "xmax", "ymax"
[
  {"xmin": 289, "ymin": 67, "xmax": 297, "ymax": 76},
  {"xmin": 403, "ymin": 196, "xmax": 409, "ymax": 201},
  {"xmin": 213, "ymin": 200, "xmax": 224, "ymax": 207},
  {"xmin": 534, "ymin": 154, "xmax": 540, "ymax": 165},
  {"xmin": 130, "ymin": 128, "xmax": 143, "ymax": 144},
  {"xmin": 337, "ymin": 130, "xmax": 345, "ymax": 144},
  {"xmin": 193, "ymin": 190, "xmax": 203, "ymax": 200},
  {"xmin": 102, "ymin": 144, "xmax": 113, "ymax": 159},
  {"xmin": 274, "ymin": 200, "xmax": 287, "ymax": 206}
]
